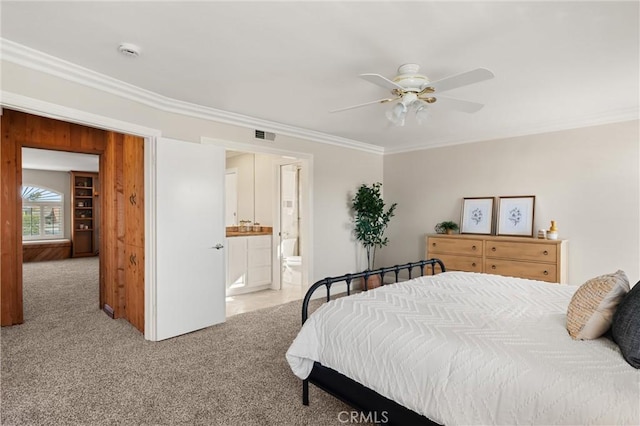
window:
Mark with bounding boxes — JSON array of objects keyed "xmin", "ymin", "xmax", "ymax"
[{"xmin": 22, "ymin": 185, "xmax": 64, "ymax": 240}]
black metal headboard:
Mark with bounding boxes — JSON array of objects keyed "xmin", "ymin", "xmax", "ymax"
[{"xmin": 301, "ymin": 258, "xmax": 445, "ymax": 324}]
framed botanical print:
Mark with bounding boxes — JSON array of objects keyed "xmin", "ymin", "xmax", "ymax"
[
  {"xmin": 460, "ymin": 197, "xmax": 494, "ymax": 235},
  {"xmin": 496, "ymin": 196, "xmax": 535, "ymax": 237}
]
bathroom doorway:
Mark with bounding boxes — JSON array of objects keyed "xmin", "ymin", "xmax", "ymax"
[
  {"xmin": 279, "ymin": 162, "xmax": 302, "ymax": 290},
  {"xmin": 222, "ymin": 149, "xmax": 309, "ymax": 317}
]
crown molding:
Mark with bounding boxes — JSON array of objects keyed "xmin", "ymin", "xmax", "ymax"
[
  {"xmin": 385, "ymin": 106, "xmax": 640, "ymax": 154},
  {"xmin": 0, "ymin": 38, "xmax": 384, "ymax": 155}
]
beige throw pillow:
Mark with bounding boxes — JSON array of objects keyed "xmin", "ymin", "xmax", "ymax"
[{"xmin": 566, "ymin": 270, "xmax": 630, "ymax": 340}]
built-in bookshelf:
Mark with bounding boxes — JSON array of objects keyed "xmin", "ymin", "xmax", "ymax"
[{"xmin": 70, "ymin": 171, "xmax": 98, "ymax": 257}]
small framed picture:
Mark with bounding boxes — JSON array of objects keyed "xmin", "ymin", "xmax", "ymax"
[
  {"xmin": 497, "ymin": 196, "xmax": 535, "ymax": 237},
  {"xmin": 461, "ymin": 197, "xmax": 495, "ymax": 235}
]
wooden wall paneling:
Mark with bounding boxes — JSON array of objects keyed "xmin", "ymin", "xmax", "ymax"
[
  {"xmin": 70, "ymin": 124, "xmax": 106, "ymax": 153},
  {"xmin": 93, "ymin": 174, "xmax": 100, "ymax": 255},
  {"xmin": 125, "ymin": 244, "xmax": 144, "ymax": 331},
  {"xmin": 115, "ymin": 137, "xmax": 126, "ymax": 322},
  {"xmin": 23, "ymin": 241, "xmax": 72, "ymax": 262},
  {"xmin": 25, "ymin": 113, "xmax": 70, "ymax": 149},
  {"xmin": 98, "ymin": 152, "xmax": 108, "ymax": 311},
  {"xmin": 1, "ymin": 111, "xmax": 24, "ymax": 325},
  {"xmin": 124, "ymin": 135, "xmax": 145, "ymax": 248},
  {"xmin": 21, "ymin": 111, "xmax": 106, "ymax": 153},
  {"xmin": 123, "ymin": 135, "xmax": 145, "ymax": 332},
  {"xmin": 100, "ymin": 132, "xmax": 121, "ymax": 318}
]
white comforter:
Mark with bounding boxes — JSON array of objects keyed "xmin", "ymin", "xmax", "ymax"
[{"xmin": 286, "ymin": 272, "xmax": 640, "ymax": 425}]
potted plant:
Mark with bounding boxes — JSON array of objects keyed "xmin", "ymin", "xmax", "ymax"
[
  {"xmin": 435, "ymin": 221, "xmax": 459, "ymax": 235},
  {"xmin": 351, "ymin": 182, "xmax": 397, "ymax": 290}
]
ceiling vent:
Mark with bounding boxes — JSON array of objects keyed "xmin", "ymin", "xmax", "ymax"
[{"xmin": 255, "ymin": 130, "xmax": 276, "ymax": 141}]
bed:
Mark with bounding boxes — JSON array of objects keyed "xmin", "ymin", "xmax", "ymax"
[{"xmin": 286, "ymin": 259, "xmax": 640, "ymax": 425}]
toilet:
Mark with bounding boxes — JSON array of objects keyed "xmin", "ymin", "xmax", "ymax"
[{"xmin": 281, "ymin": 238, "xmax": 302, "ymax": 285}]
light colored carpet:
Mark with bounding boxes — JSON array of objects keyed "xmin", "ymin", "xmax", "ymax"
[{"xmin": 1, "ymin": 257, "xmax": 352, "ymax": 425}]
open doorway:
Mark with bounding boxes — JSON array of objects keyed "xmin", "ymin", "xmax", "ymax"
[
  {"xmin": 1, "ymin": 109, "xmax": 145, "ymax": 334},
  {"xmin": 21, "ymin": 148, "xmax": 100, "ymax": 321},
  {"xmin": 224, "ymin": 151, "xmax": 309, "ymax": 317}
]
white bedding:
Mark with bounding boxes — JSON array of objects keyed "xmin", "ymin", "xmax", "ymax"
[{"xmin": 286, "ymin": 272, "xmax": 640, "ymax": 425}]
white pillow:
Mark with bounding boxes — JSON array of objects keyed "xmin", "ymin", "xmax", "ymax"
[{"xmin": 566, "ymin": 270, "xmax": 630, "ymax": 340}]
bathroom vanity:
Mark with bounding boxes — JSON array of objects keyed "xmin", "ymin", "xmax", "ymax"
[{"xmin": 225, "ymin": 228, "xmax": 273, "ymax": 296}]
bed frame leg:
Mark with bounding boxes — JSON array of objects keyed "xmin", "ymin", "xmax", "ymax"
[{"xmin": 303, "ymin": 379, "xmax": 309, "ymax": 405}]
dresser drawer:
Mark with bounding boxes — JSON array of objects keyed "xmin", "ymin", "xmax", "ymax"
[
  {"xmin": 485, "ymin": 259, "xmax": 558, "ymax": 283},
  {"xmin": 428, "ymin": 237, "xmax": 483, "ymax": 256},
  {"xmin": 431, "ymin": 254, "xmax": 483, "ymax": 273},
  {"xmin": 485, "ymin": 241, "xmax": 557, "ymax": 263}
]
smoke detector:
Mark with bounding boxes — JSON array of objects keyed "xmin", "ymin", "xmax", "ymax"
[{"xmin": 118, "ymin": 43, "xmax": 141, "ymax": 58}]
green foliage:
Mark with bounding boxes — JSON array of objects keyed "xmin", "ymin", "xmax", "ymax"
[
  {"xmin": 435, "ymin": 221, "xmax": 459, "ymax": 233},
  {"xmin": 22, "ymin": 210, "xmax": 40, "ymax": 236},
  {"xmin": 26, "ymin": 191, "xmax": 44, "ymax": 201},
  {"xmin": 351, "ymin": 182, "xmax": 397, "ymax": 270}
]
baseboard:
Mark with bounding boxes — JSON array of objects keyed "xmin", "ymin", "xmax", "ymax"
[{"xmin": 103, "ymin": 304, "xmax": 114, "ymax": 318}]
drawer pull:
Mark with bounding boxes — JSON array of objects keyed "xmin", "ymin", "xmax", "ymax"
[
  {"xmin": 544, "ymin": 270, "xmax": 549, "ymax": 275},
  {"xmin": 491, "ymin": 247, "xmax": 496, "ymax": 252},
  {"xmin": 472, "ymin": 245, "xmax": 477, "ymax": 251},
  {"xmin": 543, "ymin": 250, "xmax": 549, "ymax": 255},
  {"xmin": 432, "ymin": 242, "xmax": 436, "ymax": 247},
  {"xmin": 491, "ymin": 265, "xmax": 496, "ymax": 270},
  {"xmin": 472, "ymin": 262, "xmax": 476, "ymax": 267}
]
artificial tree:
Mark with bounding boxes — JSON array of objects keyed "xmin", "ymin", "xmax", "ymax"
[{"xmin": 351, "ymin": 182, "xmax": 397, "ymax": 271}]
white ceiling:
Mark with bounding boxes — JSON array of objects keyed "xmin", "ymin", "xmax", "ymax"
[{"xmin": 1, "ymin": 2, "xmax": 638, "ymax": 152}]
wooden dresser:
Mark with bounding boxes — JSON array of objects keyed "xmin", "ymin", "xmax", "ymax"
[{"xmin": 426, "ymin": 234, "xmax": 568, "ymax": 283}]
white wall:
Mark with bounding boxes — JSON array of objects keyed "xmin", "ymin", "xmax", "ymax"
[
  {"xmin": 22, "ymin": 168, "xmax": 71, "ymax": 239},
  {"xmin": 254, "ymin": 153, "xmax": 275, "ymax": 227},
  {"xmin": 380, "ymin": 120, "xmax": 640, "ymax": 285},
  {"xmin": 225, "ymin": 154, "xmax": 256, "ymax": 225},
  {"xmin": 2, "ymin": 60, "xmax": 383, "ymax": 283},
  {"xmin": 226, "ymin": 153, "xmax": 276, "ymax": 227},
  {"xmin": 14, "ymin": 58, "xmax": 635, "ymax": 291}
]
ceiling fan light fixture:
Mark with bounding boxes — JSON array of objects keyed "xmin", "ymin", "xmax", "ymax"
[
  {"xmin": 332, "ymin": 63, "xmax": 493, "ymax": 127},
  {"xmin": 386, "ymin": 102, "xmax": 407, "ymax": 126},
  {"xmin": 415, "ymin": 103, "xmax": 430, "ymax": 124}
]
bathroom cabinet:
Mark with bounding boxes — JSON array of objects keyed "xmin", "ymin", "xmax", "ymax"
[{"xmin": 226, "ymin": 235, "xmax": 272, "ymax": 295}]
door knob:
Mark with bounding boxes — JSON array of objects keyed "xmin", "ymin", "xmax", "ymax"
[{"xmin": 212, "ymin": 243, "xmax": 224, "ymax": 250}]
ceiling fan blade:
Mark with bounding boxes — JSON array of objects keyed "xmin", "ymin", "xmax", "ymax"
[
  {"xmin": 431, "ymin": 96, "xmax": 485, "ymax": 113},
  {"xmin": 359, "ymin": 73, "xmax": 406, "ymax": 92},
  {"xmin": 424, "ymin": 68, "xmax": 494, "ymax": 93},
  {"xmin": 329, "ymin": 97, "xmax": 399, "ymax": 113}
]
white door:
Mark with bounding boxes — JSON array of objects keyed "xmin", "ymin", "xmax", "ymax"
[{"xmin": 155, "ymin": 138, "xmax": 226, "ymax": 340}]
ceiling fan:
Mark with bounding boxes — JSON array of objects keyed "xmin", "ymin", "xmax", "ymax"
[{"xmin": 331, "ymin": 64, "xmax": 494, "ymax": 126}]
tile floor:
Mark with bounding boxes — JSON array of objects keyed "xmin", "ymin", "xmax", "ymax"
[{"xmin": 226, "ymin": 282, "xmax": 305, "ymax": 317}]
